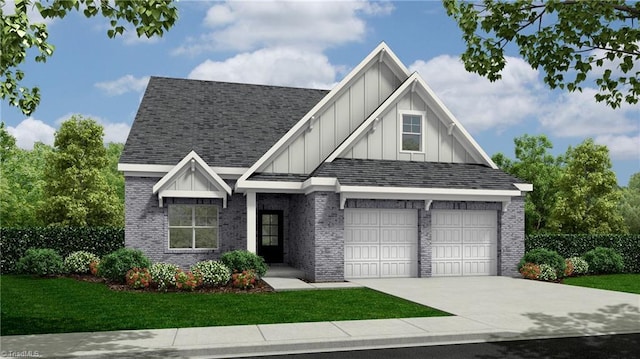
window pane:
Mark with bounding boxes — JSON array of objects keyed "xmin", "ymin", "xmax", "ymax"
[
  {"xmin": 262, "ymin": 235, "xmax": 278, "ymax": 246},
  {"xmin": 169, "ymin": 206, "xmax": 192, "ymax": 226},
  {"xmin": 169, "ymin": 228, "xmax": 192, "ymax": 248},
  {"xmin": 195, "ymin": 228, "xmax": 217, "ymax": 248},
  {"xmin": 403, "ymin": 123, "xmax": 411, "ymax": 132},
  {"xmin": 402, "ymin": 134, "xmax": 421, "ymax": 151},
  {"xmin": 195, "ymin": 206, "xmax": 217, "ymax": 226},
  {"xmin": 261, "ymin": 214, "xmax": 271, "ymax": 226}
]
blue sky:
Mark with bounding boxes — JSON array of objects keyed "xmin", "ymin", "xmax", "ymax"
[{"xmin": 2, "ymin": 1, "xmax": 638, "ymax": 185}]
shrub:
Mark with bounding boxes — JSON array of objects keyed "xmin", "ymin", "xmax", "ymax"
[
  {"xmin": 64, "ymin": 251, "xmax": 100, "ymax": 274},
  {"xmin": 232, "ymin": 270, "xmax": 257, "ymax": 289},
  {"xmin": 538, "ymin": 264, "xmax": 558, "ymax": 281},
  {"xmin": 1, "ymin": 227, "xmax": 124, "ymax": 273},
  {"xmin": 191, "ymin": 260, "xmax": 231, "ymax": 287},
  {"xmin": 150, "ymin": 262, "xmax": 179, "ymax": 291},
  {"xmin": 568, "ymin": 256, "xmax": 589, "ymax": 275},
  {"xmin": 583, "ymin": 247, "xmax": 624, "ymax": 274},
  {"xmin": 519, "ymin": 248, "xmax": 566, "ymax": 278},
  {"xmin": 126, "ymin": 267, "xmax": 152, "ymax": 289},
  {"xmin": 16, "ymin": 248, "xmax": 64, "ymax": 276},
  {"xmin": 519, "ymin": 262, "xmax": 541, "ymax": 280},
  {"xmin": 564, "ymin": 259, "xmax": 574, "ymax": 277},
  {"xmin": 89, "ymin": 260, "xmax": 100, "ymax": 276},
  {"xmin": 221, "ymin": 250, "xmax": 268, "ymax": 277},
  {"xmin": 525, "ymin": 234, "xmax": 639, "ymax": 273},
  {"xmin": 98, "ymin": 248, "xmax": 151, "ymax": 283},
  {"xmin": 175, "ymin": 269, "xmax": 202, "ymax": 291}
]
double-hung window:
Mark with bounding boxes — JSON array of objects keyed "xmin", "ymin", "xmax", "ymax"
[
  {"xmin": 169, "ymin": 205, "xmax": 218, "ymax": 249},
  {"xmin": 401, "ymin": 113, "xmax": 423, "ymax": 152}
]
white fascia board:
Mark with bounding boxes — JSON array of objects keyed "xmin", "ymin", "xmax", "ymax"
[
  {"xmin": 236, "ymin": 42, "xmax": 411, "ymax": 184},
  {"xmin": 326, "ymin": 74, "xmax": 417, "ymax": 162},
  {"xmin": 514, "ymin": 183, "xmax": 533, "ymax": 192},
  {"xmin": 413, "ymin": 75, "xmax": 498, "ymax": 169},
  {"xmin": 158, "ymin": 190, "xmax": 226, "ymax": 199},
  {"xmin": 235, "ymin": 180, "xmax": 304, "ymax": 193},
  {"xmin": 119, "ymin": 163, "xmax": 247, "ymax": 179},
  {"xmin": 152, "ymin": 151, "xmax": 232, "ymax": 196},
  {"xmin": 301, "ymin": 177, "xmax": 339, "ymax": 195},
  {"xmin": 337, "ymin": 184, "xmax": 522, "ymax": 198}
]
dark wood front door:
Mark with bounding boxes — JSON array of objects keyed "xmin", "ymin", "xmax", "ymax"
[{"xmin": 257, "ymin": 210, "xmax": 283, "ymax": 263}]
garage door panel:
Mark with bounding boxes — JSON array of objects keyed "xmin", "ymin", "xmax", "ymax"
[
  {"xmin": 432, "ymin": 261, "xmax": 462, "ymax": 276},
  {"xmin": 345, "ymin": 245, "xmax": 378, "ymax": 260},
  {"xmin": 345, "ymin": 262, "xmax": 379, "ymax": 278},
  {"xmin": 433, "ymin": 245, "xmax": 462, "ymax": 259},
  {"xmin": 345, "ymin": 209, "xmax": 417, "ymax": 279},
  {"xmin": 432, "ymin": 229, "xmax": 462, "ymax": 243},
  {"xmin": 432, "ymin": 210, "xmax": 497, "ymax": 277}
]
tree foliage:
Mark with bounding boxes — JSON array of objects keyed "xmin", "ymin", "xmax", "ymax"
[
  {"xmin": 39, "ymin": 116, "xmax": 123, "ymax": 227},
  {"xmin": 1, "ymin": 0, "xmax": 178, "ymax": 115},
  {"xmin": 619, "ymin": 173, "xmax": 640, "ymax": 233},
  {"xmin": 549, "ymin": 139, "xmax": 626, "ymax": 234},
  {"xmin": 492, "ymin": 134, "xmax": 563, "ymax": 233},
  {"xmin": 444, "ymin": 0, "xmax": 640, "ymax": 109},
  {"xmin": 0, "ymin": 123, "xmax": 51, "ymax": 227}
]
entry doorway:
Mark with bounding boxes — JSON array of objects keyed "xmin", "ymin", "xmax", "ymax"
[{"xmin": 257, "ymin": 210, "xmax": 284, "ymax": 263}]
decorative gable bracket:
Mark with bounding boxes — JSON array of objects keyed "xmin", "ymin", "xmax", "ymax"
[{"xmin": 152, "ymin": 151, "xmax": 232, "ymax": 208}]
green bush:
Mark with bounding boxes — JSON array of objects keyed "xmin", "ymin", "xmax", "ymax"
[
  {"xmin": 519, "ymin": 248, "xmax": 566, "ymax": 277},
  {"xmin": 16, "ymin": 248, "xmax": 64, "ymax": 276},
  {"xmin": 1, "ymin": 227, "xmax": 123, "ymax": 273},
  {"xmin": 566, "ymin": 256, "xmax": 589, "ymax": 276},
  {"xmin": 583, "ymin": 247, "xmax": 624, "ymax": 274},
  {"xmin": 526, "ymin": 234, "xmax": 639, "ymax": 273},
  {"xmin": 150, "ymin": 262, "xmax": 179, "ymax": 291},
  {"xmin": 64, "ymin": 251, "xmax": 100, "ymax": 274},
  {"xmin": 221, "ymin": 250, "xmax": 268, "ymax": 277},
  {"xmin": 191, "ymin": 260, "xmax": 231, "ymax": 287},
  {"xmin": 98, "ymin": 248, "xmax": 151, "ymax": 283}
]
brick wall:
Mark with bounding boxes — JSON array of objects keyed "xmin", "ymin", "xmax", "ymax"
[
  {"xmin": 124, "ymin": 176, "xmax": 246, "ymax": 269},
  {"xmin": 500, "ymin": 196, "xmax": 525, "ymax": 277},
  {"xmin": 312, "ymin": 192, "xmax": 344, "ymax": 282},
  {"xmin": 288, "ymin": 194, "xmax": 315, "ymax": 279}
]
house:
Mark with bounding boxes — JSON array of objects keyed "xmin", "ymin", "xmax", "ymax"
[{"xmin": 119, "ymin": 43, "xmax": 532, "ymax": 282}]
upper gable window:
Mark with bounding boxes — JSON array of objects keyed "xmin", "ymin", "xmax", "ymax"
[{"xmin": 401, "ymin": 112, "xmax": 424, "ymax": 152}]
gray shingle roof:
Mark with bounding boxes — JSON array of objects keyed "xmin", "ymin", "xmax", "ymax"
[
  {"xmin": 120, "ymin": 77, "xmax": 328, "ymax": 167},
  {"xmin": 311, "ymin": 158, "xmax": 523, "ymax": 190}
]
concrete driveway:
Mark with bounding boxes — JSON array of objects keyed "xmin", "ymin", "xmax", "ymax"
[{"xmin": 353, "ymin": 277, "xmax": 640, "ymax": 338}]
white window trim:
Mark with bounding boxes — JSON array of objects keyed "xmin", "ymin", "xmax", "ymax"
[
  {"xmin": 399, "ymin": 110, "xmax": 426, "ymax": 153},
  {"xmin": 168, "ymin": 204, "xmax": 219, "ymax": 251}
]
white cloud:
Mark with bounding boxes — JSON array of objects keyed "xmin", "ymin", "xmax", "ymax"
[
  {"xmin": 538, "ymin": 88, "xmax": 638, "ymax": 137},
  {"xmin": 174, "ymin": 0, "xmax": 393, "ymax": 55},
  {"xmin": 188, "ymin": 47, "xmax": 337, "ymax": 89},
  {"xmin": 7, "ymin": 117, "xmax": 55, "ymax": 149},
  {"xmin": 409, "ymin": 55, "xmax": 542, "ymax": 132},
  {"xmin": 95, "ymin": 75, "xmax": 150, "ymax": 96},
  {"xmin": 595, "ymin": 133, "xmax": 640, "ymax": 160}
]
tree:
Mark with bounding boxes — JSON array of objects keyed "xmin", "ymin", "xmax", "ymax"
[
  {"xmin": 549, "ymin": 138, "xmax": 626, "ymax": 234},
  {"xmin": 492, "ymin": 134, "xmax": 563, "ymax": 233},
  {"xmin": 1, "ymin": 0, "xmax": 178, "ymax": 116},
  {"xmin": 104, "ymin": 142, "xmax": 125, "ymax": 204},
  {"xmin": 444, "ymin": 0, "xmax": 640, "ymax": 109},
  {"xmin": 619, "ymin": 172, "xmax": 640, "ymax": 233},
  {"xmin": 0, "ymin": 123, "xmax": 52, "ymax": 227},
  {"xmin": 39, "ymin": 115, "xmax": 123, "ymax": 227}
]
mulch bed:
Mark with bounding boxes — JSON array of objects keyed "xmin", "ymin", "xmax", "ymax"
[{"xmin": 67, "ymin": 274, "xmax": 274, "ymax": 294}]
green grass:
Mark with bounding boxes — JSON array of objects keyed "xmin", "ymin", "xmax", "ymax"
[
  {"xmin": 0, "ymin": 275, "xmax": 450, "ymax": 336},
  {"xmin": 563, "ymin": 274, "xmax": 640, "ymax": 294}
]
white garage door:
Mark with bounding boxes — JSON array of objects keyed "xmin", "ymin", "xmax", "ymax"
[
  {"xmin": 431, "ymin": 210, "xmax": 497, "ymax": 276},
  {"xmin": 344, "ymin": 209, "xmax": 418, "ymax": 278}
]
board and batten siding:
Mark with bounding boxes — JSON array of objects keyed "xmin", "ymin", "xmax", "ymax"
[
  {"xmin": 166, "ymin": 167, "xmax": 218, "ymax": 192},
  {"xmin": 341, "ymin": 90, "xmax": 478, "ymax": 164},
  {"xmin": 261, "ymin": 61, "xmax": 404, "ymax": 174}
]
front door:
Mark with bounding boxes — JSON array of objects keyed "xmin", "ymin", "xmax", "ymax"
[{"xmin": 257, "ymin": 210, "xmax": 284, "ymax": 263}]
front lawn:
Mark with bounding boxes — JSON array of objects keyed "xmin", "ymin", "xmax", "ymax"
[
  {"xmin": 0, "ymin": 275, "xmax": 450, "ymax": 336},
  {"xmin": 563, "ymin": 274, "xmax": 640, "ymax": 294}
]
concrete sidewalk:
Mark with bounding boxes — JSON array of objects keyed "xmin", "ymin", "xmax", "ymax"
[{"xmin": 2, "ymin": 277, "xmax": 639, "ymax": 358}]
